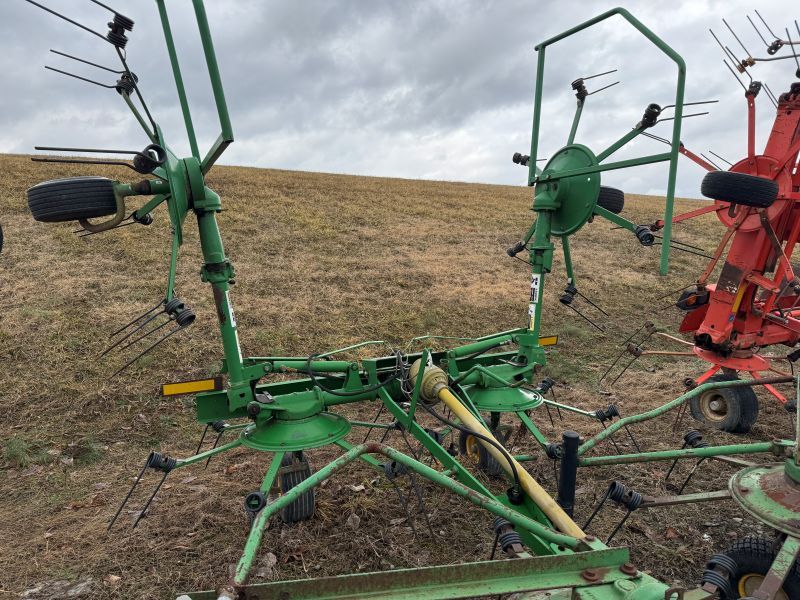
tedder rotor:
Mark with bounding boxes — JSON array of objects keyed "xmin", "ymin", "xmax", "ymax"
[
  {"xmin": 600, "ymin": 13, "xmax": 800, "ymax": 434},
  {"xmin": 18, "ymin": 2, "xmax": 800, "ymax": 600}
]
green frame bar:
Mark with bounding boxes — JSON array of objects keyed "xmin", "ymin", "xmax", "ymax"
[
  {"xmin": 192, "ymin": 0, "xmax": 234, "ymax": 173},
  {"xmin": 528, "ymin": 7, "xmax": 685, "ymax": 275},
  {"xmin": 183, "ymin": 547, "xmax": 647, "ymax": 600},
  {"xmin": 578, "ymin": 377, "xmax": 795, "ymax": 456},
  {"xmin": 156, "ymin": 0, "xmax": 201, "ymax": 159}
]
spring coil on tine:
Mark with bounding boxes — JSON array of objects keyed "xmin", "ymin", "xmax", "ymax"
[
  {"xmin": 105, "ymin": 12, "xmax": 133, "ymax": 48},
  {"xmin": 147, "ymin": 451, "xmax": 177, "ymax": 473},
  {"xmin": 545, "ymin": 443, "xmax": 561, "ymax": 460},
  {"xmin": 684, "ymin": 429, "xmax": 709, "ymax": 448},
  {"xmin": 498, "ymin": 531, "xmax": 523, "ymax": 553},
  {"xmin": 665, "ymin": 430, "xmax": 709, "ymax": 493},
  {"xmin": 492, "ymin": 516, "xmax": 511, "ymax": 534},
  {"xmin": 115, "ymin": 72, "xmax": 138, "ymax": 95},
  {"xmin": 108, "ymin": 451, "xmax": 177, "ymax": 530},
  {"xmin": 383, "ymin": 460, "xmax": 408, "ymax": 481},
  {"xmin": 583, "ymin": 481, "xmax": 643, "ymax": 543},
  {"xmin": 607, "ymin": 480, "xmax": 643, "ymax": 511},
  {"xmin": 700, "ymin": 569, "xmax": 733, "ymax": 599},
  {"xmin": 706, "ymin": 553, "xmax": 738, "ymax": 578},
  {"xmin": 490, "ymin": 516, "xmax": 523, "ymax": 559},
  {"xmin": 595, "ymin": 404, "xmax": 620, "ymax": 423}
]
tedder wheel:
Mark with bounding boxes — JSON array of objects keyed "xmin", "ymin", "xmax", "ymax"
[
  {"xmin": 278, "ymin": 451, "xmax": 315, "ymax": 524},
  {"xmin": 689, "ymin": 374, "xmax": 759, "ymax": 434},
  {"xmin": 596, "ymin": 186, "xmax": 625, "ymax": 214},
  {"xmin": 27, "ymin": 176, "xmax": 118, "ymax": 223},
  {"xmin": 714, "ymin": 536, "xmax": 800, "ymax": 599},
  {"xmin": 458, "ymin": 425, "xmax": 511, "ymax": 478},
  {"xmin": 700, "ymin": 171, "xmax": 779, "ymax": 208}
]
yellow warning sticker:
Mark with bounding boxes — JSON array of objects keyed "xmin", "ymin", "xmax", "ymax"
[
  {"xmin": 538, "ymin": 335, "xmax": 558, "ymax": 347},
  {"xmin": 161, "ymin": 376, "xmax": 223, "ymax": 396}
]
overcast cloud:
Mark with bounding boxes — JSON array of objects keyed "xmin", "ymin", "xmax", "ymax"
[{"xmin": 0, "ymin": 0, "xmax": 796, "ymax": 197}]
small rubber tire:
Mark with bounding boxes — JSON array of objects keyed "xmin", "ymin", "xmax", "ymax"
[
  {"xmin": 689, "ymin": 374, "xmax": 759, "ymax": 433},
  {"xmin": 278, "ymin": 451, "xmax": 315, "ymax": 524},
  {"xmin": 596, "ymin": 186, "xmax": 625, "ymax": 214},
  {"xmin": 458, "ymin": 429, "xmax": 505, "ymax": 478},
  {"xmin": 27, "ymin": 176, "xmax": 117, "ymax": 223},
  {"xmin": 700, "ymin": 171, "xmax": 779, "ymax": 208},
  {"xmin": 715, "ymin": 536, "xmax": 800, "ymax": 599}
]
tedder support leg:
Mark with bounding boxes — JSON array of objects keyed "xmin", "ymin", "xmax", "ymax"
[
  {"xmin": 259, "ymin": 451, "xmax": 285, "ymax": 493},
  {"xmin": 223, "ymin": 443, "xmax": 582, "ymax": 597},
  {"xmin": 557, "ymin": 431, "xmax": 580, "ymax": 517}
]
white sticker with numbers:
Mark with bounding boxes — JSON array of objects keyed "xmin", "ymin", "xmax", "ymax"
[{"xmin": 530, "ymin": 274, "xmax": 541, "ymax": 303}]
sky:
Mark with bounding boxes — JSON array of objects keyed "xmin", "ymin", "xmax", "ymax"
[{"xmin": 0, "ymin": 0, "xmax": 797, "ymax": 198}]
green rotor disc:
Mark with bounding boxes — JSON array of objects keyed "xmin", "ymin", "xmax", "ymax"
[
  {"xmin": 463, "ymin": 385, "xmax": 544, "ymax": 412},
  {"xmin": 729, "ymin": 462, "xmax": 800, "ymax": 537},
  {"xmin": 535, "ymin": 144, "xmax": 600, "ymax": 236},
  {"xmin": 240, "ymin": 412, "xmax": 352, "ymax": 452}
]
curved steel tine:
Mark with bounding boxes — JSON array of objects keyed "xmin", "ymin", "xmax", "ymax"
[
  {"xmin": 23, "ymin": 0, "xmax": 108, "ymax": 43},
  {"xmin": 111, "ymin": 324, "xmax": 184, "ymax": 378},
  {"xmin": 49, "ymin": 49, "xmax": 125, "ymax": 74},
  {"xmin": 116, "ymin": 318, "xmax": 172, "ymax": 354},
  {"xmin": 44, "ymin": 66, "xmax": 116, "ymax": 88},
  {"xmin": 723, "ymin": 18, "xmax": 752, "ymax": 58},
  {"xmin": 747, "ymin": 15, "xmax": 770, "ymax": 48},
  {"xmin": 108, "ymin": 452, "xmax": 152, "ymax": 531},
  {"xmin": 100, "ymin": 311, "xmax": 167, "ymax": 357},
  {"xmin": 110, "ymin": 299, "xmax": 165, "ymax": 337}
]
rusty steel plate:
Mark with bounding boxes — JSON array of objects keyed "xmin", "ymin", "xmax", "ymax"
[{"xmin": 729, "ymin": 463, "xmax": 800, "ymax": 536}]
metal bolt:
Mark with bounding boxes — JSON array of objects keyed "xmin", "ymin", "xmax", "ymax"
[
  {"xmin": 584, "ymin": 535, "xmax": 597, "ymax": 542},
  {"xmin": 620, "ymin": 562, "xmax": 638, "ymax": 576},
  {"xmin": 581, "ymin": 568, "xmax": 600, "ymax": 582}
]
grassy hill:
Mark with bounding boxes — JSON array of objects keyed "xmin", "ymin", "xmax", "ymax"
[{"xmin": 0, "ymin": 154, "xmax": 791, "ymax": 598}]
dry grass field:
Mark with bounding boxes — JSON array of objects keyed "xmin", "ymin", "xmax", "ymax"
[{"xmin": 0, "ymin": 153, "xmax": 795, "ymax": 599}]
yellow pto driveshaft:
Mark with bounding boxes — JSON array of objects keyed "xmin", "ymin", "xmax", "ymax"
[{"xmin": 408, "ymin": 361, "xmax": 585, "ymax": 539}]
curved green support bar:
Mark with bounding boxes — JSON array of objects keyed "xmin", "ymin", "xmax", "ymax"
[{"xmin": 528, "ymin": 7, "xmax": 686, "ymax": 275}]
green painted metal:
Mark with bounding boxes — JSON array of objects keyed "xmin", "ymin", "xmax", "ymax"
[
  {"xmin": 240, "ymin": 413, "xmax": 352, "ymax": 452},
  {"xmin": 156, "ymin": 0, "xmax": 200, "ymax": 159},
  {"xmin": 566, "ymin": 99, "xmax": 584, "ymax": 145},
  {"xmin": 578, "ymin": 377, "xmax": 795, "ymax": 455},
  {"xmin": 541, "ymin": 398, "xmax": 595, "ymax": 418},
  {"xmin": 464, "ymin": 384, "xmax": 543, "ymax": 412},
  {"xmin": 760, "ymin": 535, "xmax": 800, "ymax": 593},
  {"xmin": 579, "ymin": 441, "xmax": 778, "ymax": 467},
  {"xmin": 561, "ymin": 235, "xmax": 574, "ymax": 281},
  {"xmin": 729, "ymin": 463, "xmax": 800, "ymax": 537},
  {"xmin": 37, "ymin": 3, "xmax": 799, "ymax": 598},
  {"xmin": 191, "ymin": 0, "xmax": 234, "ymax": 173},
  {"xmin": 175, "ymin": 438, "xmax": 243, "ymax": 468},
  {"xmin": 258, "ymin": 451, "xmax": 284, "ymax": 493},
  {"xmin": 516, "ymin": 410, "xmax": 550, "ymax": 450},
  {"xmin": 527, "ymin": 7, "xmax": 686, "ymax": 276},
  {"xmin": 183, "ymin": 547, "xmax": 668, "ymax": 600},
  {"xmin": 230, "ymin": 442, "xmax": 582, "ymax": 587},
  {"xmin": 538, "ymin": 144, "xmax": 600, "ymax": 236}
]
